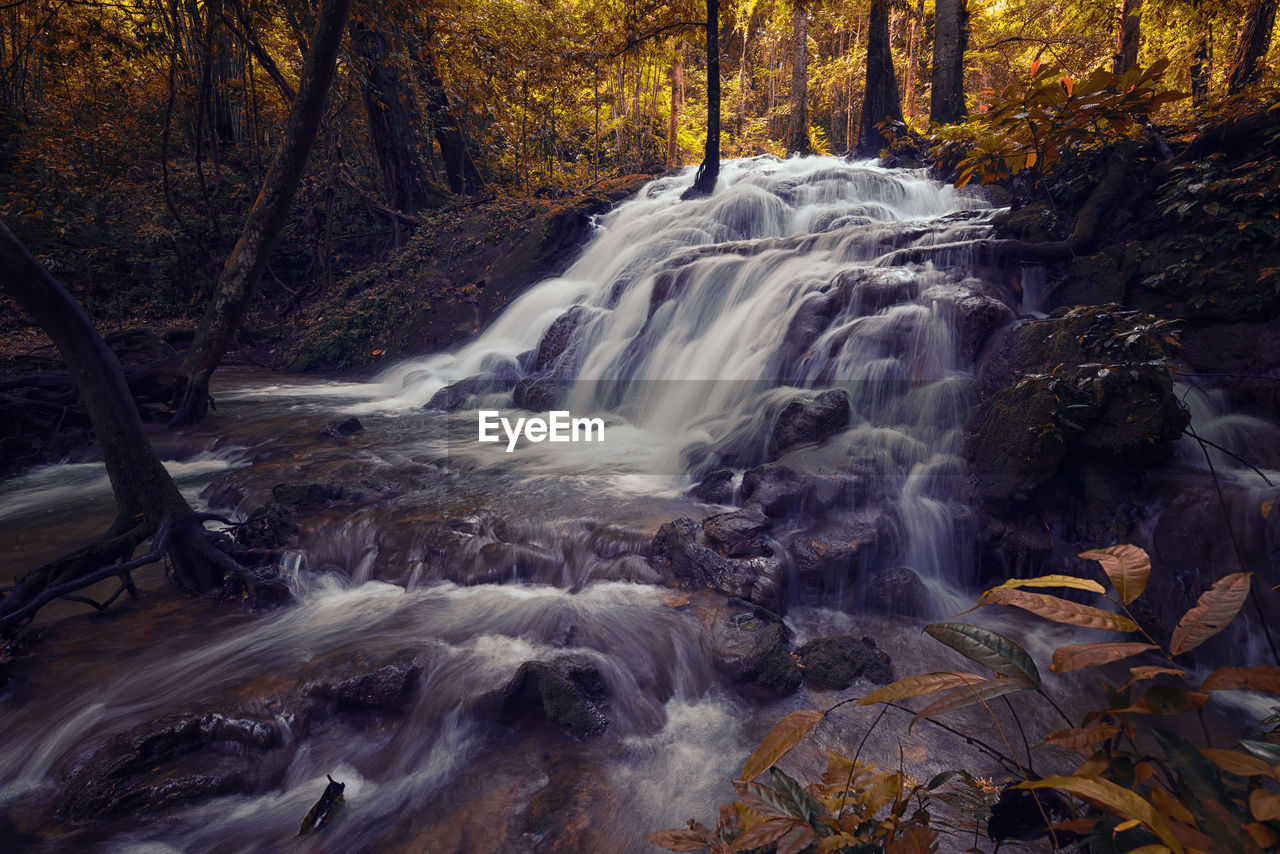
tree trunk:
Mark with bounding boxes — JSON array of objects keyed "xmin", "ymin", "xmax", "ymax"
[
  {"xmin": 171, "ymin": 0, "xmax": 352, "ymax": 426},
  {"xmin": 1190, "ymin": 0, "xmax": 1212, "ymax": 105},
  {"xmin": 930, "ymin": 0, "xmax": 968, "ymax": 125},
  {"xmin": 668, "ymin": 45, "xmax": 684, "ymax": 169},
  {"xmin": 416, "ymin": 26, "xmax": 485, "ymax": 196},
  {"xmin": 856, "ymin": 0, "xmax": 903, "ymax": 157},
  {"xmin": 349, "ymin": 15, "xmax": 442, "ymax": 215},
  {"xmin": 786, "ymin": 1, "xmax": 810, "ymax": 155},
  {"xmin": 0, "ymin": 226, "xmax": 271, "ymax": 631},
  {"xmin": 1227, "ymin": 0, "xmax": 1280, "ymax": 93},
  {"xmin": 1113, "ymin": 0, "xmax": 1144, "ymax": 73},
  {"xmin": 688, "ymin": 0, "xmax": 721, "ymax": 196}
]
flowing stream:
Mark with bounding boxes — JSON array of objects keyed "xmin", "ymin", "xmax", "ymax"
[{"xmin": 1, "ymin": 156, "xmax": 1273, "ymax": 852}]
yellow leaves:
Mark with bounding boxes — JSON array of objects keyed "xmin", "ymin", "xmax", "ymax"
[
  {"xmin": 1016, "ymin": 776, "xmax": 1185, "ymax": 854},
  {"xmin": 739, "ymin": 709, "xmax": 824, "ymax": 781},
  {"xmin": 979, "ymin": 587, "xmax": 1138, "ymax": 632},
  {"xmin": 1200, "ymin": 748, "xmax": 1278, "ymax": 778},
  {"xmin": 1051, "ymin": 642, "xmax": 1158, "ymax": 674},
  {"xmin": 1250, "ymin": 789, "xmax": 1280, "ymax": 822},
  {"xmin": 1079, "ymin": 544, "xmax": 1151, "ymax": 604},
  {"xmin": 1170, "ymin": 573, "xmax": 1252, "ymax": 655}
]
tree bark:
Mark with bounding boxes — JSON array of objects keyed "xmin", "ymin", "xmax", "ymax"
[
  {"xmin": 0, "ymin": 226, "xmax": 269, "ymax": 631},
  {"xmin": 688, "ymin": 0, "xmax": 721, "ymax": 196},
  {"xmin": 786, "ymin": 1, "xmax": 810, "ymax": 155},
  {"xmin": 416, "ymin": 24, "xmax": 484, "ymax": 196},
  {"xmin": 1190, "ymin": 0, "xmax": 1212, "ymax": 105},
  {"xmin": 1227, "ymin": 0, "xmax": 1280, "ymax": 93},
  {"xmin": 930, "ymin": 0, "xmax": 968, "ymax": 125},
  {"xmin": 668, "ymin": 44, "xmax": 684, "ymax": 169},
  {"xmin": 1113, "ymin": 0, "xmax": 1144, "ymax": 73},
  {"xmin": 856, "ymin": 0, "xmax": 903, "ymax": 157},
  {"xmin": 172, "ymin": 0, "xmax": 352, "ymax": 426},
  {"xmin": 349, "ymin": 14, "xmax": 443, "ymax": 215}
]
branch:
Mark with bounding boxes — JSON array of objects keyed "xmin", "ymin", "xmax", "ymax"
[{"xmin": 608, "ymin": 22, "xmax": 705, "ymax": 59}]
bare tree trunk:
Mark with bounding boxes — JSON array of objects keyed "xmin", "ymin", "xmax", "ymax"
[
  {"xmin": 1113, "ymin": 0, "xmax": 1145, "ymax": 73},
  {"xmin": 1227, "ymin": 0, "xmax": 1279, "ymax": 93},
  {"xmin": 349, "ymin": 13, "xmax": 443, "ymax": 215},
  {"xmin": 857, "ymin": 0, "xmax": 903, "ymax": 156},
  {"xmin": 1190, "ymin": 0, "xmax": 1212, "ymax": 105},
  {"xmin": 786, "ymin": 0, "xmax": 811, "ymax": 155},
  {"xmin": 172, "ymin": 0, "xmax": 352, "ymax": 426},
  {"xmin": 416, "ymin": 26, "xmax": 485, "ymax": 196},
  {"xmin": 688, "ymin": 0, "xmax": 721, "ymax": 196},
  {"xmin": 668, "ymin": 44, "xmax": 684, "ymax": 169},
  {"xmin": 930, "ymin": 0, "xmax": 968, "ymax": 125}
]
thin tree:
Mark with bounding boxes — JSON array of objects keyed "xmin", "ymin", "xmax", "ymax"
[
  {"xmin": 1113, "ymin": 0, "xmax": 1144, "ymax": 73},
  {"xmin": 0, "ymin": 226, "xmax": 274, "ymax": 632},
  {"xmin": 1226, "ymin": 0, "xmax": 1280, "ymax": 93},
  {"xmin": 1189, "ymin": 0, "xmax": 1212, "ymax": 105},
  {"xmin": 687, "ymin": 0, "xmax": 721, "ymax": 196},
  {"xmin": 930, "ymin": 0, "xmax": 968, "ymax": 125},
  {"xmin": 786, "ymin": 0, "xmax": 811, "ymax": 155},
  {"xmin": 856, "ymin": 0, "xmax": 903, "ymax": 156},
  {"xmin": 171, "ymin": 0, "xmax": 353, "ymax": 426}
]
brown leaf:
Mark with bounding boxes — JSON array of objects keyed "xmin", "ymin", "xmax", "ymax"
[
  {"xmin": 775, "ymin": 822, "xmax": 816, "ymax": 854},
  {"xmin": 730, "ymin": 817, "xmax": 792, "ymax": 852},
  {"xmin": 982, "ymin": 588, "xmax": 1138, "ymax": 632},
  {"xmin": 1200, "ymin": 748, "xmax": 1278, "ymax": 778},
  {"xmin": 1079, "ymin": 544, "xmax": 1151, "ymax": 604},
  {"xmin": 1200, "ymin": 665, "xmax": 1280, "ymax": 693},
  {"xmin": 1016, "ymin": 776, "xmax": 1185, "ymax": 853},
  {"xmin": 1038, "ymin": 724, "xmax": 1121, "ymax": 751},
  {"xmin": 1170, "ymin": 573, "xmax": 1252, "ymax": 655},
  {"xmin": 857, "ymin": 672, "xmax": 987, "ymax": 706},
  {"xmin": 1051, "ymin": 641, "xmax": 1158, "ymax": 673},
  {"xmin": 1123, "ymin": 666, "xmax": 1187, "ymax": 689},
  {"xmin": 642, "ymin": 829, "xmax": 712, "ymax": 852},
  {"xmin": 740, "ymin": 709, "xmax": 824, "ymax": 781},
  {"xmin": 1111, "ymin": 685, "xmax": 1208, "ymax": 716},
  {"xmin": 911, "ymin": 677, "xmax": 1034, "ymax": 727},
  {"xmin": 1252, "ymin": 789, "xmax": 1280, "ymax": 822}
]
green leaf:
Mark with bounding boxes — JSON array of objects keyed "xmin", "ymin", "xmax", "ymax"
[{"xmin": 923, "ymin": 622, "xmax": 1041, "ymax": 686}]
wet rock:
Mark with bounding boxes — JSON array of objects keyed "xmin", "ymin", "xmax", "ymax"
[
  {"xmin": 302, "ymin": 648, "xmax": 426, "ymax": 712},
  {"xmin": 796, "ymin": 636, "xmax": 894, "ymax": 690},
  {"xmin": 271, "ymin": 481, "xmax": 347, "ymax": 508},
  {"xmin": 835, "ymin": 268, "xmax": 918, "ymax": 315},
  {"xmin": 740, "ymin": 464, "xmax": 868, "ymax": 519},
  {"xmin": 59, "ymin": 710, "xmax": 287, "ymax": 822},
  {"xmin": 770, "ymin": 389, "xmax": 851, "ymax": 456},
  {"xmin": 866, "ymin": 566, "xmax": 928, "ymax": 616},
  {"xmin": 513, "ymin": 377, "xmax": 568, "ymax": 411},
  {"xmin": 234, "ymin": 503, "xmax": 297, "ymax": 549},
  {"xmin": 709, "ymin": 609, "xmax": 801, "ymax": 696},
  {"xmin": 702, "ymin": 506, "xmax": 771, "ymax": 557},
  {"xmin": 535, "ymin": 306, "xmax": 585, "ymax": 372},
  {"xmin": 1181, "ymin": 319, "xmax": 1280, "ymax": 424},
  {"xmin": 502, "ymin": 661, "xmax": 609, "ymax": 738},
  {"xmin": 320, "ymin": 416, "xmax": 364, "ymax": 438},
  {"xmin": 425, "ymin": 373, "xmax": 519, "ymax": 410},
  {"xmin": 690, "ymin": 468, "xmax": 735, "ymax": 504},
  {"xmin": 476, "ymin": 541, "xmax": 560, "ymax": 581},
  {"xmin": 954, "ymin": 293, "xmax": 1013, "ymax": 361},
  {"xmin": 652, "ymin": 517, "xmax": 784, "ymax": 609},
  {"xmin": 240, "ymin": 565, "xmax": 295, "ymax": 611}
]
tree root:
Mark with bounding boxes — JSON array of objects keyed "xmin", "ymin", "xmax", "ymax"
[{"xmin": 0, "ymin": 512, "xmax": 291, "ymax": 634}]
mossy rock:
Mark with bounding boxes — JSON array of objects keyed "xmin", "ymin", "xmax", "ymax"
[{"xmin": 796, "ymin": 636, "xmax": 894, "ymax": 689}]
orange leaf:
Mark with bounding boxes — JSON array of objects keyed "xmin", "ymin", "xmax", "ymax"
[
  {"xmin": 1079, "ymin": 544, "xmax": 1151, "ymax": 604},
  {"xmin": 1123, "ymin": 666, "xmax": 1187, "ymax": 689},
  {"xmin": 858, "ymin": 672, "xmax": 987, "ymax": 706},
  {"xmin": 1199, "ymin": 665, "xmax": 1280, "ymax": 693},
  {"xmin": 1252, "ymin": 789, "xmax": 1280, "ymax": 822},
  {"xmin": 642, "ymin": 828, "xmax": 711, "ymax": 851},
  {"xmin": 982, "ymin": 588, "xmax": 1138, "ymax": 632},
  {"xmin": 1051, "ymin": 642, "xmax": 1158, "ymax": 674},
  {"xmin": 730, "ymin": 817, "xmax": 793, "ymax": 852},
  {"xmin": 740, "ymin": 709, "xmax": 824, "ymax": 781},
  {"xmin": 1170, "ymin": 573, "xmax": 1252, "ymax": 655}
]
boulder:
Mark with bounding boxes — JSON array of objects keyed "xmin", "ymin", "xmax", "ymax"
[
  {"xmin": 535, "ymin": 306, "xmax": 585, "ymax": 372},
  {"xmin": 702, "ymin": 506, "xmax": 771, "ymax": 557},
  {"xmin": 234, "ymin": 503, "xmax": 298, "ymax": 549},
  {"xmin": 302, "ymin": 648, "xmax": 426, "ymax": 712},
  {"xmin": 954, "ymin": 293, "xmax": 1013, "ymax": 361},
  {"xmin": 651, "ymin": 517, "xmax": 784, "ymax": 609},
  {"xmin": 796, "ymin": 636, "xmax": 894, "ymax": 689},
  {"xmin": 770, "ymin": 389, "xmax": 851, "ymax": 456},
  {"xmin": 866, "ymin": 566, "xmax": 928, "ymax": 617},
  {"xmin": 709, "ymin": 607, "xmax": 802, "ymax": 696},
  {"xmin": 513, "ymin": 378, "xmax": 568, "ymax": 411},
  {"xmin": 501, "ymin": 660, "xmax": 609, "ymax": 738},
  {"xmin": 271, "ymin": 481, "xmax": 347, "ymax": 508},
  {"xmin": 425, "ymin": 374, "xmax": 518, "ymax": 411},
  {"xmin": 320, "ymin": 416, "xmax": 364, "ymax": 438},
  {"xmin": 690, "ymin": 469, "xmax": 736, "ymax": 504}
]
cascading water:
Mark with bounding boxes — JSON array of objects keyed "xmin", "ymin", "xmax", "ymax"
[{"xmin": 0, "ymin": 157, "xmax": 1068, "ymax": 852}]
